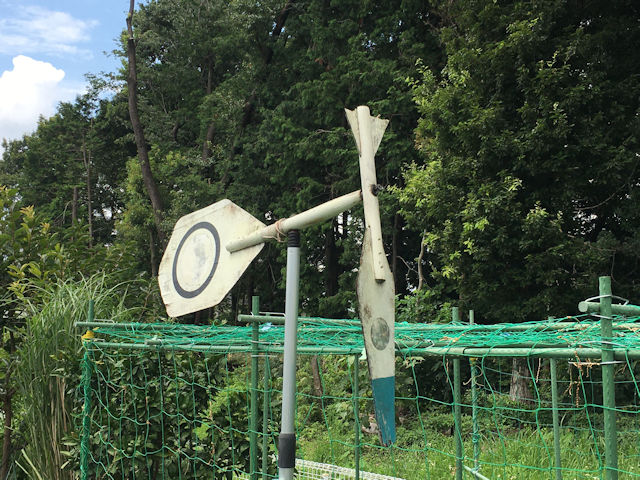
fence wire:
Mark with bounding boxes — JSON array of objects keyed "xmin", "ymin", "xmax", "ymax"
[{"xmin": 79, "ymin": 313, "xmax": 640, "ymax": 479}]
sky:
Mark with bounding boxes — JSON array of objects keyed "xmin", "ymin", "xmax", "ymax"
[{"xmin": 0, "ymin": 0, "xmax": 129, "ymax": 152}]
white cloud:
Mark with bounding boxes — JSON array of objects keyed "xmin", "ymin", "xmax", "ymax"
[
  {"xmin": 0, "ymin": 55, "xmax": 79, "ymax": 149},
  {"xmin": 0, "ymin": 6, "xmax": 98, "ymax": 58}
]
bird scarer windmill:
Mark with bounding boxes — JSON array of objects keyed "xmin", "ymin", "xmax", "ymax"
[{"xmin": 158, "ymin": 106, "xmax": 396, "ymax": 479}]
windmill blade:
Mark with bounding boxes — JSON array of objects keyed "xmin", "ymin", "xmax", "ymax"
[
  {"xmin": 357, "ymin": 228, "xmax": 396, "ymax": 445},
  {"xmin": 347, "ymin": 105, "xmax": 396, "ymax": 445},
  {"xmin": 158, "ymin": 199, "xmax": 265, "ymax": 317}
]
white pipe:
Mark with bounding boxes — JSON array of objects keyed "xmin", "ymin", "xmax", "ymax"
[{"xmin": 226, "ymin": 190, "xmax": 362, "ymax": 253}]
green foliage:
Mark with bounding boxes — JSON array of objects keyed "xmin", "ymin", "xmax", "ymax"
[
  {"xmin": 396, "ymin": 288, "xmax": 452, "ymax": 324},
  {"xmin": 0, "ymin": 184, "xmax": 144, "ymax": 478},
  {"xmin": 108, "ymin": 0, "xmax": 440, "ymax": 319},
  {"xmin": 13, "ymin": 276, "xmax": 137, "ymax": 479},
  {"xmin": 395, "ymin": 0, "xmax": 640, "ymax": 321},
  {"xmin": 0, "ymin": 86, "xmax": 133, "ymax": 245},
  {"xmin": 83, "ymin": 348, "xmax": 264, "ymax": 479}
]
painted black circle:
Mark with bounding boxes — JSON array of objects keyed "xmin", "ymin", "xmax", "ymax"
[
  {"xmin": 172, "ymin": 222, "xmax": 220, "ymax": 298},
  {"xmin": 371, "ymin": 317, "xmax": 390, "ymax": 350}
]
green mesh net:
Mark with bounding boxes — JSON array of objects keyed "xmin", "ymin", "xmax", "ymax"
[{"xmin": 79, "ymin": 312, "xmax": 640, "ymax": 479}]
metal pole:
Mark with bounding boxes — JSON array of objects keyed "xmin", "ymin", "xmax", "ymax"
[
  {"xmin": 80, "ymin": 299, "xmax": 95, "ymax": 480},
  {"xmin": 463, "ymin": 465, "xmax": 491, "ymax": 480},
  {"xmin": 262, "ymin": 346, "xmax": 271, "ymax": 480},
  {"xmin": 250, "ymin": 296, "xmax": 260, "ymax": 480},
  {"xmin": 550, "ymin": 358, "xmax": 562, "ymax": 480},
  {"xmin": 469, "ymin": 310, "xmax": 479, "ymax": 472},
  {"xmin": 83, "ymin": 340, "xmax": 640, "ymax": 360},
  {"xmin": 353, "ymin": 354, "xmax": 360, "ymax": 480},
  {"xmin": 278, "ymin": 231, "xmax": 301, "ymax": 480},
  {"xmin": 452, "ymin": 307, "xmax": 463, "ymax": 480},
  {"xmin": 82, "ymin": 317, "xmax": 640, "ymax": 332},
  {"xmin": 579, "ymin": 301, "xmax": 640, "ymax": 317},
  {"xmin": 599, "ymin": 276, "xmax": 618, "ymax": 480},
  {"xmin": 454, "ymin": 358, "xmax": 463, "ymax": 480},
  {"xmin": 227, "ymin": 191, "xmax": 362, "ymax": 253}
]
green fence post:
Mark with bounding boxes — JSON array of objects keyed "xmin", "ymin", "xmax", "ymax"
[
  {"xmin": 262, "ymin": 345, "xmax": 271, "ymax": 480},
  {"xmin": 250, "ymin": 296, "xmax": 260, "ymax": 480},
  {"xmin": 80, "ymin": 350, "xmax": 92, "ymax": 480},
  {"xmin": 80, "ymin": 299, "xmax": 95, "ymax": 480},
  {"xmin": 353, "ymin": 354, "xmax": 360, "ymax": 480},
  {"xmin": 549, "ymin": 358, "xmax": 562, "ymax": 480},
  {"xmin": 452, "ymin": 307, "xmax": 463, "ymax": 480},
  {"xmin": 469, "ymin": 310, "xmax": 479, "ymax": 472},
  {"xmin": 599, "ymin": 276, "xmax": 618, "ymax": 480}
]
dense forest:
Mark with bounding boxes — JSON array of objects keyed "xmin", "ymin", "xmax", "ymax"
[{"xmin": 1, "ymin": 0, "xmax": 639, "ymax": 478}]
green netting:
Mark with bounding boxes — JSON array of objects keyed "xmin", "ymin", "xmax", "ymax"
[{"xmin": 79, "ymin": 313, "xmax": 640, "ymax": 479}]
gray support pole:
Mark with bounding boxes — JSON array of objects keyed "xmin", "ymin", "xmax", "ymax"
[
  {"xmin": 278, "ymin": 231, "xmax": 301, "ymax": 480},
  {"xmin": 469, "ymin": 310, "xmax": 479, "ymax": 471},
  {"xmin": 353, "ymin": 355, "xmax": 360, "ymax": 480},
  {"xmin": 250, "ymin": 296, "xmax": 260, "ymax": 480},
  {"xmin": 452, "ymin": 307, "xmax": 463, "ymax": 480},
  {"xmin": 599, "ymin": 276, "xmax": 618, "ymax": 480},
  {"xmin": 550, "ymin": 358, "xmax": 562, "ymax": 480}
]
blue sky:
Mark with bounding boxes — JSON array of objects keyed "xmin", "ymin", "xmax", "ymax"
[{"xmin": 0, "ymin": 0, "xmax": 129, "ymax": 150}]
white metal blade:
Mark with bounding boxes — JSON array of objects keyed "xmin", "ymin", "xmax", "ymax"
[
  {"xmin": 158, "ymin": 199, "xmax": 265, "ymax": 317},
  {"xmin": 357, "ymin": 228, "xmax": 396, "ymax": 445}
]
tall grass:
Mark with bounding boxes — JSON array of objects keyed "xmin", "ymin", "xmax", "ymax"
[
  {"xmin": 13, "ymin": 275, "xmax": 138, "ymax": 480},
  {"xmin": 298, "ymin": 424, "xmax": 640, "ymax": 479}
]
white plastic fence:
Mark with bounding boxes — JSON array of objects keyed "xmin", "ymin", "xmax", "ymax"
[
  {"xmin": 238, "ymin": 460, "xmax": 405, "ymax": 480},
  {"xmin": 294, "ymin": 459, "xmax": 405, "ymax": 480}
]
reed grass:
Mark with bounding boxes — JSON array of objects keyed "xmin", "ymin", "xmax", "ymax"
[{"xmin": 13, "ymin": 275, "xmax": 137, "ymax": 480}]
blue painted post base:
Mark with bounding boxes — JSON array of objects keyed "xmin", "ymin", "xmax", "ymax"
[{"xmin": 371, "ymin": 375, "xmax": 396, "ymax": 445}]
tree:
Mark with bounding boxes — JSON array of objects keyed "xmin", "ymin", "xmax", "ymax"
[
  {"xmin": 395, "ymin": 0, "xmax": 640, "ymax": 398},
  {"xmin": 0, "ymin": 86, "xmax": 134, "ymax": 247},
  {"xmin": 113, "ymin": 0, "xmax": 440, "ymax": 319},
  {"xmin": 227, "ymin": 0, "xmax": 440, "ymax": 315},
  {"xmin": 110, "ymin": 0, "xmax": 273, "ymax": 285},
  {"xmin": 126, "ymin": 0, "xmax": 166, "ymax": 246}
]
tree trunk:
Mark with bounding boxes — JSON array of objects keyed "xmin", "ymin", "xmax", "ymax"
[
  {"xmin": 261, "ymin": 0, "xmax": 294, "ymax": 64},
  {"xmin": 81, "ymin": 138, "xmax": 93, "ymax": 248},
  {"xmin": 231, "ymin": 292, "xmax": 238, "ymax": 325},
  {"xmin": 149, "ymin": 228, "xmax": 158, "ymax": 277},
  {"xmin": 151, "ymin": 456, "xmax": 159, "ymax": 480},
  {"xmin": 0, "ymin": 373, "xmax": 13, "ymax": 480},
  {"xmin": 201, "ymin": 58, "xmax": 216, "ymax": 163},
  {"xmin": 201, "ymin": 123, "xmax": 216, "ymax": 163},
  {"xmin": 391, "ymin": 213, "xmax": 398, "ymax": 283},
  {"xmin": 126, "ymin": 0, "xmax": 165, "ymax": 245},
  {"xmin": 310, "ymin": 356, "xmax": 323, "ymax": 399},
  {"xmin": 71, "ymin": 186, "xmax": 78, "ymax": 224},
  {"xmin": 509, "ymin": 358, "xmax": 533, "ymax": 404},
  {"xmin": 417, "ymin": 234, "xmax": 426, "ymax": 291},
  {"xmin": 324, "ymin": 224, "xmax": 339, "ymax": 297}
]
